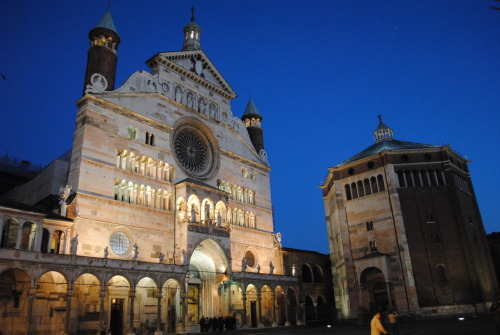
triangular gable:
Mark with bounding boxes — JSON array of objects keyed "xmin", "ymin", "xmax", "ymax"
[{"xmin": 146, "ymin": 50, "xmax": 236, "ymax": 100}]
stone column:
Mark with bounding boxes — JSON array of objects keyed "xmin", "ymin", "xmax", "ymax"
[
  {"xmin": 64, "ymin": 228, "xmax": 71, "ymax": 254},
  {"xmin": 295, "ymin": 293, "xmax": 303, "ymax": 326},
  {"xmin": 99, "ymin": 288, "xmax": 106, "ymax": 331},
  {"xmin": 256, "ymin": 291, "xmax": 263, "ymax": 328},
  {"xmin": 127, "ymin": 290, "xmax": 136, "ymax": 335},
  {"xmin": 241, "ymin": 292, "xmax": 247, "ymax": 328},
  {"xmin": 0, "ymin": 217, "xmax": 4, "ymax": 246},
  {"xmin": 46, "ymin": 228, "xmax": 54, "ymax": 253},
  {"xmin": 271, "ymin": 292, "xmax": 277, "ymax": 327},
  {"xmin": 64, "ymin": 288, "xmax": 74, "ymax": 335},
  {"xmin": 34, "ymin": 222, "xmax": 43, "ymax": 252},
  {"xmin": 15, "ymin": 219, "xmax": 24, "ymax": 249},
  {"xmin": 181, "ymin": 290, "xmax": 187, "ymax": 332},
  {"xmin": 385, "ymin": 281, "xmax": 392, "ymax": 307},
  {"xmin": 154, "ymin": 292, "xmax": 163, "ymax": 335},
  {"xmin": 284, "ymin": 293, "xmax": 290, "ymax": 326},
  {"xmin": 25, "ymin": 287, "xmax": 37, "ymax": 335}
]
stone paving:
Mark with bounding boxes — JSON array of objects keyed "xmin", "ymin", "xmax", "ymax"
[{"xmin": 188, "ymin": 315, "xmax": 497, "ymax": 335}]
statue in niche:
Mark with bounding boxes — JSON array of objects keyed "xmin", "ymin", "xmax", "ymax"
[
  {"xmin": 256, "ymin": 264, "xmax": 261, "ymax": 273},
  {"xmin": 242, "ymin": 257, "xmax": 247, "ymax": 272},
  {"xmin": 198, "ymin": 99, "xmax": 207, "ymax": 114},
  {"xmin": 187, "ymin": 93, "xmax": 194, "ymax": 109},
  {"xmin": 269, "ymin": 261, "xmax": 275, "ymax": 275},
  {"xmin": 70, "ymin": 234, "xmax": 78, "ymax": 255},
  {"xmin": 159, "ymin": 252, "xmax": 165, "ymax": 263},
  {"xmin": 217, "ymin": 211, "xmax": 222, "ymax": 227},
  {"xmin": 209, "ymin": 104, "xmax": 217, "ymax": 118},
  {"xmin": 292, "ymin": 264, "xmax": 297, "ymax": 276},
  {"xmin": 182, "ymin": 249, "xmax": 188, "ymax": 265},
  {"xmin": 191, "ymin": 205, "xmax": 196, "ymax": 222},
  {"xmin": 103, "ymin": 246, "xmax": 109, "ymax": 259},
  {"xmin": 205, "ymin": 203, "xmax": 210, "ymax": 223},
  {"xmin": 175, "ymin": 88, "xmax": 182, "ymax": 103},
  {"xmin": 132, "ymin": 243, "xmax": 139, "ymax": 261}
]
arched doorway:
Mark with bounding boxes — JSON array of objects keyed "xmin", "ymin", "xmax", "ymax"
[
  {"xmin": 33, "ymin": 271, "xmax": 68, "ymax": 334},
  {"xmin": 275, "ymin": 286, "xmax": 286, "ymax": 326},
  {"xmin": 0, "ymin": 268, "xmax": 31, "ymax": 334},
  {"xmin": 163, "ymin": 279, "xmax": 182, "ymax": 333},
  {"xmin": 107, "ymin": 275, "xmax": 131, "ymax": 335},
  {"xmin": 135, "ymin": 277, "xmax": 159, "ymax": 333},
  {"xmin": 260, "ymin": 285, "xmax": 274, "ymax": 327},
  {"xmin": 286, "ymin": 288, "xmax": 297, "ymax": 325},
  {"xmin": 72, "ymin": 273, "xmax": 101, "ymax": 334},
  {"xmin": 189, "ymin": 238, "xmax": 229, "ymax": 318},
  {"xmin": 360, "ymin": 267, "xmax": 389, "ymax": 313},
  {"xmin": 305, "ymin": 295, "xmax": 315, "ymax": 322},
  {"xmin": 316, "ymin": 295, "xmax": 328, "ymax": 321}
]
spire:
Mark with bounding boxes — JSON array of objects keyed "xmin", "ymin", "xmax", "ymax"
[
  {"xmin": 243, "ymin": 98, "xmax": 262, "ymax": 119},
  {"xmin": 95, "ymin": 11, "xmax": 118, "ymax": 33},
  {"xmin": 183, "ymin": 7, "xmax": 202, "ymax": 51},
  {"xmin": 242, "ymin": 98, "xmax": 264, "ymax": 153},
  {"xmin": 373, "ymin": 115, "xmax": 394, "ymax": 142}
]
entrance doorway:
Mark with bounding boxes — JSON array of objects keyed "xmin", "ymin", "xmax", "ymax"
[
  {"xmin": 250, "ymin": 301, "xmax": 257, "ymax": 327},
  {"xmin": 110, "ymin": 298, "xmax": 124, "ymax": 335}
]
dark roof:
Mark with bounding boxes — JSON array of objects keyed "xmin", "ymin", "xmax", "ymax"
[
  {"xmin": 243, "ymin": 98, "xmax": 262, "ymax": 118},
  {"xmin": 336, "ymin": 139, "xmax": 439, "ymax": 167},
  {"xmin": 282, "ymin": 246, "xmax": 329, "ymax": 256},
  {"xmin": 175, "ymin": 178, "xmax": 221, "ymax": 192},
  {"xmin": 0, "ymin": 199, "xmax": 73, "ymax": 221}
]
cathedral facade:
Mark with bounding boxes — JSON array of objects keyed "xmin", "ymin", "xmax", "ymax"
[
  {"xmin": 0, "ymin": 10, "xmax": 304, "ymax": 335},
  {"xmin": 320, "ymin": 117, "xmax": 499, "ymax": 322}
]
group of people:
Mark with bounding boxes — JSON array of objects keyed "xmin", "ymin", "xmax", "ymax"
[
  {"xmin": 371, "ymin": 310, "xmax": 399, "ymax": 335},
  {"xmin": 199, "ymin": 314, "xmax": 237, "ymax": 332}
]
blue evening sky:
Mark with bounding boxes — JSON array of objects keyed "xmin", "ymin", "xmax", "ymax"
[{"xmin": 1, "ymin": 1, "xmax": 499, "ymax": 253}]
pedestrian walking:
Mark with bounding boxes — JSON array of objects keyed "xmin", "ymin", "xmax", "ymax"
[
  {"xmin": 388, "ymin": 310, "xmax": 399, "ymax": 335},
  {"xmin": 371, "ymin": 312, "xmax": 388, "ymax": 335}
]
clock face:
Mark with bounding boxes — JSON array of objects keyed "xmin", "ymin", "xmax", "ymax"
[{"xmin": 172, "ymin": 122, "xmax": 218, "ymax": 179}]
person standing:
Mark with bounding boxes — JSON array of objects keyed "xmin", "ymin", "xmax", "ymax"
[
  {"xmin": 388, "ymin": 310, "xmax": 399, "ymax": 335},
  {"xmin": 371, "ymin": 312, "xmax": 388, "ymax": 335}
]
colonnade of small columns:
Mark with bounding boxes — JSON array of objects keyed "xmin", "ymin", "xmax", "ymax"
[
  {"xmin": 116, "ymin": 149, "xmax": 175, "ymax": 183},
  {"xmin": 114, "ymin": 179, "xmax": 174, "ymax": 211},
  {"xmin": 0, "ymin": 217, "xmax": 71, "ymax": 254}
]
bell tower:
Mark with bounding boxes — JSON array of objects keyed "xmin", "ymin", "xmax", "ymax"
[
  {"xmin": 241, "ymin": 98, "xmax": 265, "ymax": 153},
  {"xmin": 83, "ymin": 11, "xmax": 121, "ymax": 95},
  {"xmin": 183, "ymin": 7, "xmax": 202, "ymax": 51}
]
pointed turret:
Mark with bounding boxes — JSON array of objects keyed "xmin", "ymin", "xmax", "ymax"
[
  {"xmin": 373, "ymin": 115, "xmax": 394, "ymax": 142},
  {"xmin": 183, "ymin": 7, "xmax": 202, "ymax": 51},
  {"xmin": 242, "ymin": 98, "xmax": 265, "ymax": 153},
  {"xmin": 83, "ymin": 11, "xmax": 121, "ymax": 95}
]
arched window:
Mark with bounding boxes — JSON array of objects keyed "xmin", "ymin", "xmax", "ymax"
[
  {"xmin": 357, "ymin": 180, "xmax": 365, "ymax": 197},
  {"xmin": 1, "ymin": 219, "xmax": 19, "ymax": 248},
  {"xmin": 397, "ymin": 171, "xmax": 406, "ymax": 188},
  {"xmin": 377, "ymin": 174, "xmax": 385, "ymax": 191},
  {"xmin": 364, "ymin": 179, "xmax": 372, "ymax": 195},
  {"xmin": 150, "ymin": 134, "xmax": 155, "ymax": 146},
  {"xmin": 369, "ymin": 240, "xmax": 378, "ymax": 252},
  {"xmin": 313, "ymin": 265, "xmax": 323, "ymax": 283},
  {"xmin": 301, "ymin": 264, "xmax": 313, "ymax": 283},
  {"xmin": 345, "ymin": 184, "xmax": 352, "ymax": 200},
  {"xmin": 371, "ymin": 177, "xmax": 378, "ymax": 193},
  {"xmin": 437, "ymin": 265, "xmax": 447, "ymax": 282},
  {"xmin": 351, "ymin": 182, "xmax": 358, "ymax": 199}
]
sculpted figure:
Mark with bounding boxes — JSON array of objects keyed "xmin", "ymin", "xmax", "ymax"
[
  {"xmin": 132, "ymin": 243, "xmax": 139, "ymax": 261},
  {"xmin": 256, "ymin": 264, "xmax": 261, "ymax": 273},
  {"xmin": 292, "ymin": 264, "xmax": 297, "ymax": 276},
  {"xmin": 191, "ymin": 205, "xmax": 196, "ymax": 222},
  {"xmin": 269, "ymin": 261, "xmax": 275, "ymax": 275},
  {"xmin": 159, "ymin": 252, "xmax": 165, "ymax": 263},
  {"xmin": 104, "ymin": 246, "xmax": 109, "ymax": 259},
  {"xmin": 242, "ymin": 257, "xmax": 247, "ymax": 272}
]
